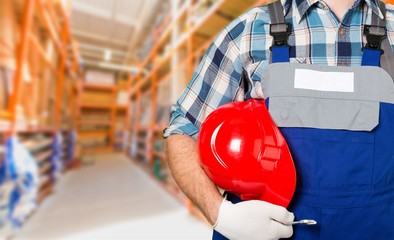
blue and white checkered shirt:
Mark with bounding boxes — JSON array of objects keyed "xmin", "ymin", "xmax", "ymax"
[{"xmin": 163, "ymin": 0, "xmax": 394, "ymax": 139}]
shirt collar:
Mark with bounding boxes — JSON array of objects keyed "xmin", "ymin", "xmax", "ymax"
[
  {"xmin": 280, "ymin": 0, "xmax": 384, "ymax": 23},
  {"xmin": 283, "ymin": 0, "xmax": 319, "ymax": 23}
]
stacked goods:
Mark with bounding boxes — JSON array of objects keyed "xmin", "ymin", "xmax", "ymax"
[
  {"xmin": 114, "ymin": 109, "xmax": 127, "ymax": 150},
  {"xmin": 77, "ymin": 84, "xmax": 115, "ymax": 152},
  {"xmin": 79, "ymin": 125, "xmax": 110, "ymax": 131},
  {"xmin": 79, "ymin": 110, "xmax": 111, "ymax": 122},
  {"xmin": 81, "ymin": 91, "xmax": 113, "ymax": 106},
  {"xmin": 78, "ymin": 109, "xmax": 111, "ymax": 134},
  {"xmin": 0, "ymin": 69, "xmax": 13, "ymax": 113},
  {"xmin": 78, "ymin": 134, "xmax": 108, "ymax": 148},
  {"xmin": 155, "ymin": 75, "xmax": 171, "ymax": 123},
  {"xmin": 117, "ymin": 79, "xmax": 129, "ymax": 89},
  {"xmin": 139, "ymin": 93, "xmax": 152, "ymax": 126},
  {"xmin": 115, "ymin": 114, "xmax": 127, "ymax": 129},
  {"xmin": 0, "ymin": 0, "xmax": 17, "ymax": 118},
  {"xmin": 0, "ymin": 0, "xmax": 18, "ymax": 71}
]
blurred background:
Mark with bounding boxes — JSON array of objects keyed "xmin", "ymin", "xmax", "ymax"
[
  {"xmin": 0, "ymin": 0, "xmax": 392, "ymax": 239},
  {"xmin": 0, "ymin": 0, "xmax": 269, "ymax": 239}
]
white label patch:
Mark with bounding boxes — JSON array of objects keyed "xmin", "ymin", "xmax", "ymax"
[{"xmin": 294, "ymin": 69, "xmax": 354, "ymax": 92}]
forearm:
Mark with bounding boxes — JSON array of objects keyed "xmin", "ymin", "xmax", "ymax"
[{"xmin": 165, "ymin": 134, "xmax": 223, "ymax": 225}]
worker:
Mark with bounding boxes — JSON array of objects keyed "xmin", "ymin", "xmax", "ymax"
[{"xmin": 163, "ymin": 0, "xmax": 394, "ymax": 239}]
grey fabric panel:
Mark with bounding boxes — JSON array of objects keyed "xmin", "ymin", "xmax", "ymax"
[
  {"xmin": 261, "ymin": 63, "xmax": 394, "ymax": 103},
  {"xmin": 269, "ymin": 96, "xmax": 379, "ymax": 131},
  {"xmin": 260, "ymin": 63, "xmax": 394, "ymax": 131}
]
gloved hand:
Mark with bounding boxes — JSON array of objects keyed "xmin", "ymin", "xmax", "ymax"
[{"xmin": 213, "ymin": 198, "xmax": 295, "ymax": 240}]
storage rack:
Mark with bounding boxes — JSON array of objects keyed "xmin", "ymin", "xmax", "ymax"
[
  {"xmin": 127, "ymin": 0, "xmax": 268, "ymax": 211},
  {"xmin": 75, "ymin": 83, "xmax": 116, "ymax": 154},
  {"xmin": 114, "ymin": 85, "xmax": 129, "ymax": 151},
  {"xmin": 60, "ymin": 128, "xmax": 75, "ymax": 169},
  {"xmin": 0, "ymin": 0, "xmax": 79, "ymax": 209},
  {"xmin": 19, "ymin": 129, "xmax": 55, "ymax": 203},
  {"xmin": 0, "ymin": 135, "xmax": 4, "ymax": 156}
]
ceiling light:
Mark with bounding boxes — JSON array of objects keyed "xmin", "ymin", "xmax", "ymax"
[{"xmin": 104, "ymin": 49, "xmax": 112, "ymax": 61}]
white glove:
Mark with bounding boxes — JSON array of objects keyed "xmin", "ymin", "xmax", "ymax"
[{"xmin": 213, "ymin": 199, "xmax": 295, "ymax": 240}]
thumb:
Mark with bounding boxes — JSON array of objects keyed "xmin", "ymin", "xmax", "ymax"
[{"xmin": 268, "ymin": 204, "xmax": 295, "ymax": 224}]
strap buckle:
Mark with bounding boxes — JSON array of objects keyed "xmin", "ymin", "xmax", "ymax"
[
  {"xmin": 363, "ymin": 25, "xmax": 386, "ymax": 53},
  {"xmin": 270, "ymin": 23, "xmax": 291, "ymax": 47}
]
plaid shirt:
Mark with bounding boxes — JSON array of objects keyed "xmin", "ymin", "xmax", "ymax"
[{"xmin": 163, "ymin": 0, "xmax": 394, "ymax": 139}]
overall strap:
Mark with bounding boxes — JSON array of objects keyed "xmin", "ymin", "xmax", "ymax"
[
  {"xmin": 381, "ymin": 32, "xmax": 394, "ymax": 80},
  {"xmin": 378, "ymin": 5, "xmax": 394, "ymax": 80},
  {"xmin": 268, "ymin": 1, "xmax": 291, "ymax": 63},
  {"xmin": 361, "ymin": 1, "xmax": 387, "ymax": 67}
]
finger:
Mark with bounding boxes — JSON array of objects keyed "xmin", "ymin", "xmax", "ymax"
[
  {"xmin": 271, "ymin": 220, "xmax": 294, "ymax": 239},
  {"xmin": 269, "ymin": 205, "xmax": 295, "ymax": 224}
]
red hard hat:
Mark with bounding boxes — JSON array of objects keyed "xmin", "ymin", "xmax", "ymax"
[{"xmin": 197, "ymin": 99, "xmax": 296, "ymax": 207}]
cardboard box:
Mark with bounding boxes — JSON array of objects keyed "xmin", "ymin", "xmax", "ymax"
[
  {"xmin": 81, "ymin": 91, "xmax": 113, "ymax": 105},
  {"xmin": 0, "ymin": 0, "xmax": 18, "ymax": 70},
  {"xmin": 0, "ymin": 67, "xmax": 14, "ymax": 110}
]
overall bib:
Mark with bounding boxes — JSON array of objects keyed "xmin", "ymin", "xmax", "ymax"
[{"xmin": 213, "ymin": 1, "xmax": 394, "ymax": 239}]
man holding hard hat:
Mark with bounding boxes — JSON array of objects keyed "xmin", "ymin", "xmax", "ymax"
[{"xmin": 163, "ymin": 0, "xmax": 394, "ymax": 239}]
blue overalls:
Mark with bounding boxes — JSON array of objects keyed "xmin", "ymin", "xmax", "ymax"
[{"xmin": 213, "ymin": 1, "xmax": 394, "ymax": 239}]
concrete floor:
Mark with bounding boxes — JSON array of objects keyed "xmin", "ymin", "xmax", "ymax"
[{"xmin": 14, "ymin": 153, "xmax": 211, "ymax": 240}]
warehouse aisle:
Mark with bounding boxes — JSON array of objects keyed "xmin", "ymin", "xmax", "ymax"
[{"xmin": 14, "ymin": 153, "xmax": 211, "ymax": 240}]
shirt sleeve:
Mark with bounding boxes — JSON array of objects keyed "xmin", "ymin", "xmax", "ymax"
[{"xmin": 163, "ymin": 16, "xmax": 248, "ymax": 140}]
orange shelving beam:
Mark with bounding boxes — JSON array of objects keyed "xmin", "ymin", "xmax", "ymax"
[
  {"xmin": 28, "ymin": 33, "xmax": 57, "ymax": 73},
  {"xmin": 116, "ymin": 105, "xmax": 128, "ymax": 110},
  {"xmin": 83, "ymin": 83, "xmax": 115, "ymax": 91},
  {"xmin": 35, "ymin": 0, "xmax": 63, "ymax": 58},
  {"xmin": 148, "ymin": 73, "xmax": 158, "ymax": 165},
  {"xmin": 109, "ymin": 87, "xmax": 117, "ymax": 149},
  {"xmin": 79, "ymin": 119, "xmax": 112, "ymax": 125},
  {"xmin": 10, "ymin": 0, "xmax": 76, "ymax": 134},
  {"xmin": 54, "ymin": 26, "xmax": 67, "ymax": 129},
  {"xmin": 10, "ymin": 0, "xmax": 35, "ymax": 134},
  {"xmin": 79, "ymin": 103, "xmax": 113, "ymax": 110},
  {"xmin": 0, "ymin": 111, "xmax": 12, "ymax": 120},
  {"xmin": 51, "ymin": 0, "xmax": 75, "ymax": 131},
  {"xmin": 46, "ymin": 0, "xmax": 61, "ymax": 33}
]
